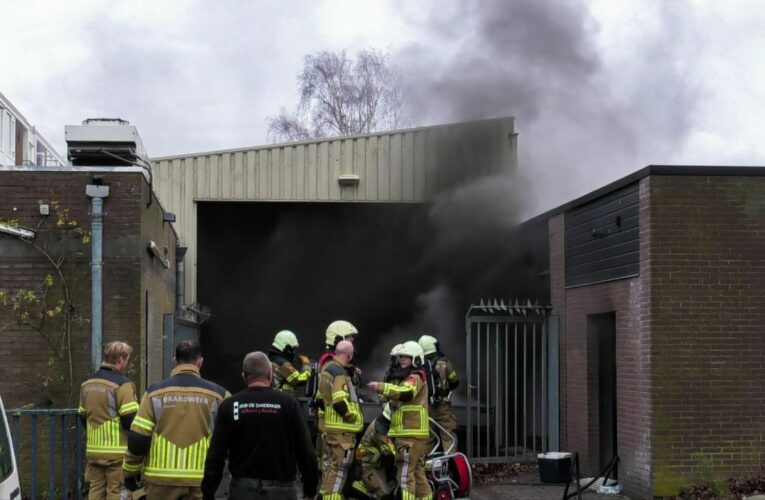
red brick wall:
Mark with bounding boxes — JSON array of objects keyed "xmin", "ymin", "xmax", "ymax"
[
  {"xmin": 0, "ymin": 170, "xmax": 176, "ymax": 407},
  {"xmin": 649, "ymin": 175, "xmax": 765, "ymax": 496},
  {"xmin": 552, "ymin": 174, "xmax": 765, "ymax": 498}
]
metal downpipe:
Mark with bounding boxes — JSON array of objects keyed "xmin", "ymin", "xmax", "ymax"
[
  {"xmin": 87, "ymin": 184, "xmax": 109, "ymax": 371},
  {"xmin": 175, "ymin": 247, "xmax": 187, "ymax": 313}
]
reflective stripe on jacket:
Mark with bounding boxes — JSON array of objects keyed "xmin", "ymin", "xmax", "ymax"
[
  {"xmin": 123, "ymin": 364, "xmax": 229, "ymax": 487},
  {"xmin": 319, "ymin": 359, "xmax": 363, "ymax": 433},
  {"xmin": 78, "ymin": 363, "xmax": 138, "ymax": 461},
  {"xmin": 378, "ymin": 371, "xmax": 429, "ymax": 438}
]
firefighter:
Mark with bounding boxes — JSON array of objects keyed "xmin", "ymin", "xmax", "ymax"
[
  {"xmin": 351, "ymin": 344, "xmax": 407, "ymax": 498},
  {"xmin": 315, "ymin": 320, "xmax": 360, "ymax": 465},
  {"xmin": 367, "ymin": 341, "xmax": 431, "ymax": 500},
  {"xmin": 78, "ymin": 341, "xmax": 139, "ymax": 500},
  {"xmin": 383, "ymin": 343, "xmax": 405, "ymax": 382},
  {"xmin": 352, "ymin": 403, "xmax": 395, "ymax": 499},
  {"xmin": 418, "ymin": 334, "xmax": 459, "ymax": 453},
  {"xmin": 123, "ymin": 340, "xmax": 229, "ymax": 500},
  {"xmin": 267, "ymin": 329, "xmax": 311, "ymax": 394},
  {"xmin": 318, "ymin": 340, "xmax": 364, "ymax": 500}
]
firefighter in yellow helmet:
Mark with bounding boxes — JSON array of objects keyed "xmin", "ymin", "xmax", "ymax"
[
  {"xmin": 267, "ymin": 330, "xmax": 311, "ymax": 394},
  {"xmin": 367, "ymin": 341, "xmax": 431, "ymax": 500},
  {"xmin": 418, "ymin": 334, "xmax": 459, "ymax": 453},
  {"xmin": 78, "ymin": 341, "xmax": 138, "ymax": 500},
  {"xmin": 123, "ymin": 340, "xmax": 229, "ymax": 500},
  {"xmin": 318, "ymin": 339, "xmax": 364, "ymax": 500},
  {"xmin": 351, "ymin": 343, "xmax": 406, "ymax": 498},
  {"xmin": 315, "ymin": 320, "xmax": 360, "ymax": 466}
]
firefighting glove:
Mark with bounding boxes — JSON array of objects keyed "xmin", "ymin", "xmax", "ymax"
[
  {"xmin": 344, "ymin": 405, "xmax": 360, "ymax": 423},
  {"xmin": 298, "ymin": 355, "xmax": 310, "ymax": 366},
  {"xmin": 124, "ymin": 475, "xmax": 142, "ymax": 492}
]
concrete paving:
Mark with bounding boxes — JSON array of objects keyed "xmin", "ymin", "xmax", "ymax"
[{"xmin": 471, "ymin": 473, "xmax": 631, "ymax": 500}]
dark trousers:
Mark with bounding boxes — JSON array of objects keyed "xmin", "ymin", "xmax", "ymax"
[{"xmin": 229, "ymin": 477, "xmax": 297, "ymax": 500}]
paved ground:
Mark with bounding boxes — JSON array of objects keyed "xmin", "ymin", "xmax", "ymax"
[{"xmin": 471, "ymin": 473, "xmax": 630, "ymax": 500}]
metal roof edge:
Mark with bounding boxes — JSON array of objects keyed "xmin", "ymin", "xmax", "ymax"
[
  {"xmin": 150, "ymin": 115, "xmax": 516, "ymax": 162},
  {"xmin": 523, "ymin": 164, "xmax": 765, "ymax": 226}
]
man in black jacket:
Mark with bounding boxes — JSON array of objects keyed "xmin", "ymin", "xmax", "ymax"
[{"xmin": 201, "ymin": 351, "xmax": 318, "ymax": 500}]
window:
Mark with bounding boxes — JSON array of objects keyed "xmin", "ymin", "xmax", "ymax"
[{"xmin": 2, "ymin": 111, "xmax": 11, "ymax": 155}]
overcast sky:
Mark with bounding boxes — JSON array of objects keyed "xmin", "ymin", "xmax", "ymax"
[{"xmin": 2, "ymin": 0, "xmax": 765, "ymax": 214}]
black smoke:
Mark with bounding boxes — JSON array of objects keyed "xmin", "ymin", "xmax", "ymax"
[{"xmin": 397, "ymin": 0, "xmax": 699, "ymax": 216}]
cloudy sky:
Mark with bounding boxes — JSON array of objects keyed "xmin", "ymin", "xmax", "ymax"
[{"xmin": 2, "ymin": 0, "xmax": 764, "ymax": 214}]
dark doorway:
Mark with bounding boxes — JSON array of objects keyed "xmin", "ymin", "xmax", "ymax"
[
  {"xmin": 197, "ymin": 201, "xmax": 548, "ymax": 393},
  {"xmin": 587, "ymin": 313, "xmax": 617, "ymax": 476}
]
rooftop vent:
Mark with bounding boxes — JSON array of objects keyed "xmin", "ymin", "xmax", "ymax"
[{"xmin": 65, "ymin": 118, "xmax": 149, "ymax": 167}]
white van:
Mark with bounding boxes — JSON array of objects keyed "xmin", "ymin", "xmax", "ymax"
[{"xmin": 0, "ymin": 395, "xmax": 20, "ymax": 499}]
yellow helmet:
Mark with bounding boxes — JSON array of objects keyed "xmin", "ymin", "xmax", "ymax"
[
  {"xmin": 325, "ymin": 320, "xmax": 358, "ymax": 348},
  {"xmin": 418, "ymin": 335, "xmax": 438, "ymax": 356},
  {"xmin": 273, "ymin": 330, "xmax": 299, "ymax": 351},
  {"xmin": 399, "ymin": 340, "xmax": 425, "ymax": 367}
]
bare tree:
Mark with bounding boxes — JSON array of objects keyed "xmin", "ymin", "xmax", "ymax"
[{"xmin": 267, "ymin": 49, "xmax": 407, "ymax": 142}]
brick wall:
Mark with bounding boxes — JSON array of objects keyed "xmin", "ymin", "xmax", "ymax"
[
  {"xmin": 649, "ymin": 175, "xmax": 765, "ymax": 496},
  {"xmin": 551, "ymin": 173, "xmax": 765, "ymax": 498},
  {"xmin": 549, "ymin": 214, "xmax": 566, "ymax": 446},
  {"xmin": 140, "ymin": 186, "xmax": 176, "ymax": 389},
  {"xmin": 0, "ymin": 170, "xmax": 176, "ymax": 407},
  {"xmin": 552, "ymin": 200, "xmax": 651, "ymax": 499}
]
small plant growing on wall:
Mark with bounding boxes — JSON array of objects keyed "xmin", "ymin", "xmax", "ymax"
[{"xmin": 0, "ymin": 200, "xmax": 90, "ymax": 407}]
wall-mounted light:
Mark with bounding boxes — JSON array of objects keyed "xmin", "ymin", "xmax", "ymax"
[
  {"xmin": 163, "ymin": 212, "xmax": 176, "ymax": 223},
  {"xmin": 0, "ymin": 222, "xmax": 35, "ymax": 239},
  {"xmin": 338, "ymin": 174, "xmax": 360, "ymax": 187},
  {"xmin": 147, "ymin": 240, "xmax": 170, "ymax": 268}
]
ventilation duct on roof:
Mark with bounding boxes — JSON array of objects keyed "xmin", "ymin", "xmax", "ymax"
[{"xmin": 65, "ymin": 118, "xmax": 149, "ymax": 167}]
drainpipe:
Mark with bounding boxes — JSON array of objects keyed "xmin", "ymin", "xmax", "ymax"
[
  {"xmin": 86, "ymin": 183, "xmax": 110, "ymax": 371},
  {"xmin": 175, "ymin": 247, "xmax": 187, "ymax": 313}
]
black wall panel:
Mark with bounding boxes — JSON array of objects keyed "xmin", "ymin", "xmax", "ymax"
[{"xmin": 565, "ymin": 183, "xmax": 640, "ymax": 287}]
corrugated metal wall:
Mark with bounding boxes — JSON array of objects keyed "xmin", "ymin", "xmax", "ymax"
[{"xmin": 151, "ymin": 117, "xmax": 516, "ymax": 302}]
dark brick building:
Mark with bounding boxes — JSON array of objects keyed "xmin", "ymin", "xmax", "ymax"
[
  {"xmin": 534, "ymin": 166, "xmax": 765, "ymax": 498},
  {"xmin": 0, "ymin": 166, "xmax": 177, "ymax": 408}
]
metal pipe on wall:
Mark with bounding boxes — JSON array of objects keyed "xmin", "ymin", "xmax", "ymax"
[
  {"xmin": 175, "ymin": 247, "xmax": 187, "ymax": 312},
  {"xmin": 86, "ymin": 184, "xmax": 109, "ymax": 371}
]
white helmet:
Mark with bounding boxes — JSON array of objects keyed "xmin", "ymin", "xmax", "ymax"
[
  {"xmin": 389, "ymin": 343, "xmax": 404, "ymax": 357},
  {"xmin": 399, "ymin": 340, "xmax": 425, "ymax": 368},
  {"xmin": 273, "ymin": 330, "xmax": 299, "ymax": 351},
  {"xmin": 325, "ymin": 320, "xmax": 358, "ymax": 348},
  {"xmin": 418, "ymin": 335, "xmax": 438, "ymax": 355}
]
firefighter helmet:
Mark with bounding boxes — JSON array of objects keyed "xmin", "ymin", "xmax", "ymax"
[
  {"xmin": 418, "ymin": 335, "xmax": 439, "ymax": 355},
  {"xmin": 390, "ymin": 343, "xmax": 404, "ymax": 356},
  {"xmin": 399, "ymin": 340, "xmax": 425, "ymax": 367},
  {"xmin": 325, "ymin": 320, "xmax": 358, "ymax": 348},
  {"xmin": 273, "ymin": 330, "xmax": 299, "ymax": 351}
]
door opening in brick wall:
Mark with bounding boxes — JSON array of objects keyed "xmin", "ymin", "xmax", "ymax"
[{"xmin": 587, "ymin": 312, "xmax": 617, "ymax": 478}]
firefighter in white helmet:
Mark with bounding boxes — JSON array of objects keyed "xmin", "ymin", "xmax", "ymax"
[
  {"xmin": 351, "ymin": 343, "xmax": 407, "ymax": 498},
  {"xmin": 418, "ymin": 334, "xmax": 459, "ymax": 453},
  {"xmin": 367, "ymin": 341, "xmax": 431, "ymax": 500},
  {"xmin": 267, "ymin": 330, "xmax": 311, "ymax": 394}
]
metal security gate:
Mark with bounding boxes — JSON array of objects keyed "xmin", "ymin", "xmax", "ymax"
[{"xmin": 466, "ymin": 299, "xmax": 559, "ymax": 462}]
